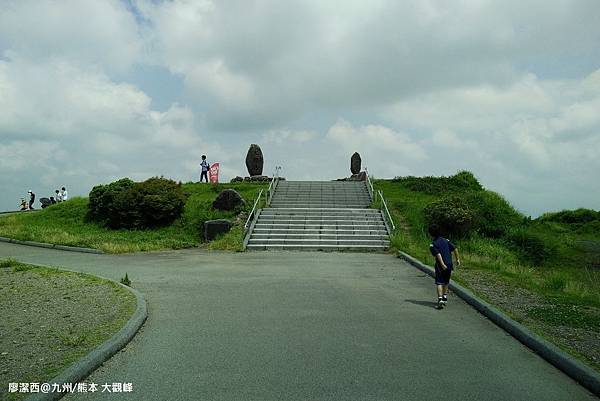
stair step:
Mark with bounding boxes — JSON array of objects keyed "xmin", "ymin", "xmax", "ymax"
[
  {"xmin": 248, "ymin": 239, "xmax": 390, "ymax": 245},
  {"xmin": 246, "ymin": 244, "xmax": 387, "ymax": 251},
  {"xmin": 260, "ymin": 210, "xmax": 382, "ymax": 215},
  {"xmin": 251, "ymin": 234, "xmax": 389, "ymax": 240},
  {"xmin": 257, "ymin": 217, "xmax": 383, "ymax": 222},
  {"xmin": 253, "ymin": 228, "xmax": 388, "ymax": 234},
  {"xmin": 255, "ymin": 222, "xmax": 386, "ymax": 227}
]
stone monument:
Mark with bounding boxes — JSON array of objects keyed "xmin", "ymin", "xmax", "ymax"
[
  {"xmin": 246, "ymin": 144, "xmax": 264, "ymax": 176},
  {"xmin": 351, "ymin": 152, "xmax": 361, "ymax": 174}
]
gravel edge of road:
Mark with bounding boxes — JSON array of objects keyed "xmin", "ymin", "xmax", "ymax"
[
  {"xmin": 398, "ymin": 251, "xmax": 600, "ymax": 397},
  {"xmin": 23, "ymin": 267, "xmax": 148, "ymax": 401}
]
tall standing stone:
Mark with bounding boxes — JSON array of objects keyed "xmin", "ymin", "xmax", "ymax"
[
  {"xmin": 246, "ymin": 144, "xmax": 264, "ymax": 176},
  {"xmin": 350, "ymin": 152, "xmax": 361, "ymax": 174}
]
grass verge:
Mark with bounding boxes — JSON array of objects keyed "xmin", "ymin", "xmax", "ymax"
[
  {"xmin": 374, "ymin": 177, "xmax": 600, "ymax": 371},
  {"xmin": 0, "ymin": 182, "xmax": 266, "ymax": 253},
  {"xmin": 0, "ymin": 259, "xmax": 136, "ymax": 400}
]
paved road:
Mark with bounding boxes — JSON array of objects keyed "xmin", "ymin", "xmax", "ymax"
[{"xmin": 0, "ymin": 242, "xmax": 596, "ymax": 400}]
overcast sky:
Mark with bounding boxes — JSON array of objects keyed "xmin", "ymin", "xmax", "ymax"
[{"xmin": 1, "ymin": 0, "xmax": 599, "ymax": 216}]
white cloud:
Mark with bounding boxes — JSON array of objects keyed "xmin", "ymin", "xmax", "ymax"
[
  {"xmin": 0, "ymin": 0, "xmax": 141, "ymax": 73},
  {"xmin": 1, "ymin": 0, "xmax": 600, "ymax": 216},
  {"xmin": 263, "ymin": 130, "xmax": 319, "ymax": 144},
  {"xmin": 326, "ymin": 120, "xmax": 426, "ymax": 161},
  {"xmin": 379, "ymin": 69, "xmax": 600, "ymax": 214}
]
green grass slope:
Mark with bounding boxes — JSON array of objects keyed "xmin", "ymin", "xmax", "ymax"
[
  {"xmin": 0, "ymin": 182, "xmax": 266, "ymax": 253},
  {"xmin": 374, "ymin": 173, "xmax": 600, "ymax": 371}
]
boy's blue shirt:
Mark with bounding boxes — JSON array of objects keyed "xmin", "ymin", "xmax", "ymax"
[{"xmin": 430, "ymin": 236, "xmax": 456, "ymax": 270}]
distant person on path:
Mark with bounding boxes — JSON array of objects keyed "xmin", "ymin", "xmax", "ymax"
[
  {"xmin": 20, "ymin": 198, "xmax": 27, "ymax": 210},
  {"xmin": 28, "ymin": 190, "xmax": 35, "ymax": 210},
  {"xmin": 61, "ymin": 187, "xmax": 68, "ymax": 201},
  {"xmin": 428, "ymin": 224, "xmax": 461, "ymax": 309},
  {"xmin": 200, "ymin": 155, "xmax": 210, "ymax": 183},
  {"xmin": 55, "ymin": 189, "xmax": 62, "ymax": 202}
]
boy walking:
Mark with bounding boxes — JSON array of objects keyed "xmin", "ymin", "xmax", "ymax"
[
  {"xmin": 428, "ymin": 224, "xmax": 461, "ymax": 309},
  {"xmin": 200, "ymin": 155, "xmax": 210, "ymax": 183}
]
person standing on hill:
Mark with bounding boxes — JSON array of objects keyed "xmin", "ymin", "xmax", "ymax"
[
  {"xmin": 27, "ymin": 190, "xmax": 36, "ymax": 210},
  {"xmin": 200, "ymin": 155, "xmax": 210, "ymax": 183},
  {"xmin": 61, "ymin": 187, "xmax": 68, "ymax": 201},
  {"xmin": 55, "ymin": 189, "xmax": 62, "ymax": 202},
  {"xmin": 428, "ymin": 223, "xmax": 461, "ymax": 309}
]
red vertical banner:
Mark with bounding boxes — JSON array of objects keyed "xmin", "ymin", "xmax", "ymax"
[{"xmin": 209, "ymin": 163, "xmax": 220, "ymax": 183}]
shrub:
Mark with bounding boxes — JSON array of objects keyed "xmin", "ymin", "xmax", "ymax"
[
  {"xmin": 0, "ymin": 258, "xmax": 18, "ymax": 268},
  {"xmin": 393, "ymin": 170, "xmax": 483, "ymax": 194},
  {"xmin": 539, "ymin": 208, "xmax": 600, "ymax": 225},
  {"xmin": 423, "ymin": 196, "xmax": 476, "ymax": 238},
  {"xmin": 543, "ymin": 272, "xmax": 568, "ymax": 292},
  {"xmin": 504, "ymin": 227, "xmax": 556, "ymax": 265},
  {"xmin": 87, "ymin": 177, "xmax": 186, "ymax": 229},
  {"xmin": 463, "ymin": 191, "xmax": 523, "ymax": 238},
  {"xmin": 120, "ymin": 273, "xmax": 131, "ymax": 286},
  {"xmin": 87, "ymin": 178, "xmax": 135, "ymax": 223},
  {"xmin": 450, "ymin": 171, "xmax": 484, "ymax": 191}
]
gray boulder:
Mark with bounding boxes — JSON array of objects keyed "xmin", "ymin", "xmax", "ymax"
[
  {"xmin": 212, "ymin": 189, "xmax": 246, "ymax": 211},
  {"xmin": 246, "ymin": 144, "xmax": 264, "ymax": 176},
  {"xmin": 204, "ymin": 219, "xmax": 232, "ymax": 241},
  {"xmin": 351, "ymin": 152, "xmax": 361, "ymax": 174}
]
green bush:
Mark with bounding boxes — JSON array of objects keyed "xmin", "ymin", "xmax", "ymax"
[
  {"xmin": 87, "ymin": 177, "xmax": 186, "ymax": 229},
  {"xmin": 87, "ymin": 178, "xmax": 135, "ymax": 224},
  {"xmin": 576, "ymin": 220, "xmax": 600, "ymax": 235},
  {"xmin": 463, "ymin": 191, "xmax": 523, "ymax": 238},
  {"xmin": 423, "ymin": 195, "xmax": 476, "ymax": 238},
  {"xmin": 120, "ymin": 273, "xmax": 131, "ymax": 286},
  {"xmin": 539, "ymin": 208, "xmax": 600, "ymax": 225},
  {"xmin": 504, "ymin": 227, "xmax": 556, "ymax": 265},
  {"xmin": 0, "ymin": 258, "xmax": 18, "ymax": 268},
  {"xmin": 393, "ymin": 170, "xmax": 483, "ymax": 194}
]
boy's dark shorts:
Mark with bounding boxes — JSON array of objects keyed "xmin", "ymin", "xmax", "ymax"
[{"xmin": 435, "ymin": 266, "xmax": 452, "ymax": 285}]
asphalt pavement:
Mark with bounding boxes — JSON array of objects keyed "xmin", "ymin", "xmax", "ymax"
[{"xmin": 0, "ymin": 242, "xmax": 596, "ymax": 400}]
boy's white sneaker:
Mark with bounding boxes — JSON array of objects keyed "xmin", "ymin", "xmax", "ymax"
[{"xmin": 437, "ymin": 298, "xmax": 445, "ymax": 309}]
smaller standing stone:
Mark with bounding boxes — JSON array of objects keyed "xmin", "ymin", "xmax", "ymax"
[
  {"xmin": 204, "ymin": 219, "xmax": 232, "ymax": 241},
  {"xmin": 212, "ymin": 189, "xmax": 246, "ymax": 211},
  {"xmin": 351, "ymin": 152, "xmax": 361, "ymax": 174}
]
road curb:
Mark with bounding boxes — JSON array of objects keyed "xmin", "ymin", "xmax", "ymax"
[
  {"xmin": 0, "ymin": 210, "xmax": 41, "ymax": 215},
  {"xmin": 0, "ymin": 237, "xmax": 103, "ymax": 254},
  {"xmin": 25, "ymin": 271, "xmax": 147, "ymax": 401},
  {"xmin": 398, "ymin": 251, "xmax": 600, "ymax": 397}
]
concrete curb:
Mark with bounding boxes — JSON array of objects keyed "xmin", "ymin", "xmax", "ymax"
[
  {"xmin": 25, "ymin": 270, "xmax": 147, "ymax": 401},
  {"xmin": 0, "ymin": 210, "xmax": 40, "ymax": 215},
  {"xmin": 0, "ymin": 237, "xmax": 103, "ymax": 254},
  {"xmin": 398, "ymin": 251, "xmax": 600, "ymax": 397}
]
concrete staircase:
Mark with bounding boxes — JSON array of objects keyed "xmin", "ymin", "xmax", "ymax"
[{"xmin": 246, "ymin": 181, "xmax": 390, "ymax": 251}]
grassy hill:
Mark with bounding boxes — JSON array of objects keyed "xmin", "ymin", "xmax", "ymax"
[
  {"xmin": 0, "ymin": 182, "xmax": 267, "ymax": 253},
  {"xmin": 374, "ymin": 172, "xmax": 600, "ymax": 371}
]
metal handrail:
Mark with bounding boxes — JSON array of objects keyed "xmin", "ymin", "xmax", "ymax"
[
  {"xmin": 267, "ymin": 166, "xmax": 282, "ymax": 206},
  {"xmin": 244, "ymin": 189, "xmax": 264, "ymax": 231},
  {"xmin": 365, "ymin": 167, "xmax": 375, "ymax": 202},
  {"xmin": 378, "ymin": 190, "xmax": 396, "ymax": 232}
]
